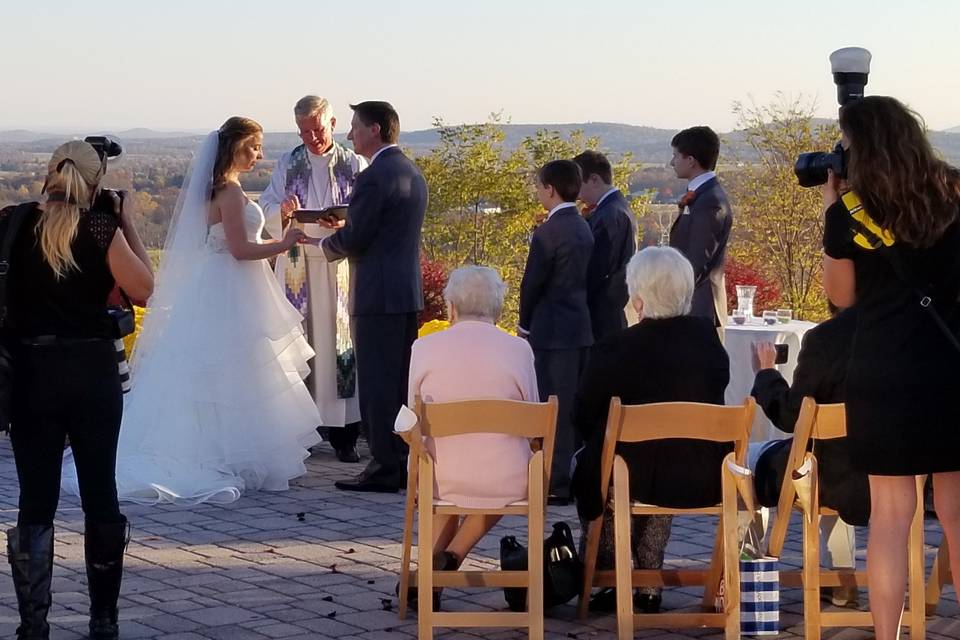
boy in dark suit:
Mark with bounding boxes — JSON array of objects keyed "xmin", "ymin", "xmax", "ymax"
[
  {"xmin": 573, "ymin": 150, "xmax": 636, "ymax": 341},
  {"xmin": 668, "ymin": 126, "xmax": 733, "ymax": 334},
  {"xmin": 519, "ymin": 160, "xmax": 594, "ymax": 501}
]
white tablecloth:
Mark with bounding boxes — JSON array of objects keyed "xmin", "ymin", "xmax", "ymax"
[{"xmin": 724, "ymin": 318, "xmax": 817, "ymax": 442}]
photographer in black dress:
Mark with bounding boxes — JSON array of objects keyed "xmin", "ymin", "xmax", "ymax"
[
  {"xmin": 0, "ymin": 140, "xmax": 153, "ymax": 640},
  {"xmin": 821, "ymin": 96, "xmax": 960, "ymax": 640}
]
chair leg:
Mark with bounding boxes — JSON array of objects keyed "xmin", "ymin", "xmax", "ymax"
[
  {"xmin": 722, "ymin": 462, "xmax": 741, "ymax": 640},
  {"xmin": 926, "ymin": 540, "xmax": 950, "ymax": 616},
  {"xmin": 578, "ymin": 518, "xmax": 602, "ymax": 621},
  {"xmin": 417, "ymin": 458, "xmax": 434, "ymax": 640},
  {"xmin": 802, "ymin": 510, "xmax": 821, "ymax": 640},
  {"xmin": 703, "ymin": 522, "xmax": 725, "ymax": 611},
  {"xmin": 908, "ymin": 477, "xmax": 926, "ymax": 640},
  {"xmin": 398, "ymin": 459, "xmax": 418, "ymax": 619},
  {"xmin": 528, "ymin": 452, "xmax": 545, "ymax": 640},
  {"xmin": 612, "ymin": 459, "xmax": 633, "ymax": 640}
]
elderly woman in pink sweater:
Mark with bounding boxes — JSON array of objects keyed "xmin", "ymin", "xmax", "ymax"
[{"xmin": 408, "ymin": 265, "xmax": 538, "ymax": 594}]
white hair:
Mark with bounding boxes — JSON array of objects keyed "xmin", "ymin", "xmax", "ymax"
[
  {"xmin": 294, "ymin": 95, "xmax": 333, "ymax": 122},
  {"xmin": 625, "ymin": 246, "xmax": 694, "ymax": 319},
  {"xmin": 444, "ymin": 266, "xmax": 507, "ymax": 321}
]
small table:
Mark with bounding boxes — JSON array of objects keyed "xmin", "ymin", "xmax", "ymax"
[{"xmin": 724, "ymin": 317, "xmax": 817, "ymax": 442}]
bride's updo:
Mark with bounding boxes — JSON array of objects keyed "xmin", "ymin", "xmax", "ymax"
[{"xmin": 212, "ymin": 116, "xmax": 263, "ymax": 195}]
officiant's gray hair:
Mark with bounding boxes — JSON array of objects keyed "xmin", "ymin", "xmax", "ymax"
[
  {"xmin": 294, "ymin": 95, "xmax": 333, "ymax": 122},
  {"xmin": 625, "ymin": 247, "xmax": 694, "ymax": 319},
  {"xmin": 444, "ymin": 266, "xmax": 507, "ymax": 321}
]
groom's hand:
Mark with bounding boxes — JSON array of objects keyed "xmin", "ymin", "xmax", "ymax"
[{"xmin": 316, "ymin": 217, "xmax": 346, "ymax": 230}]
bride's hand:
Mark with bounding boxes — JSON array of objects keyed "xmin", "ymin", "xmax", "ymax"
[{"xmin": 282, "ymin": 226, "xmax": 306, "ymax": 248}]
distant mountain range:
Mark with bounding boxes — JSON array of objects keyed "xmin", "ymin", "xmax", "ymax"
[{"xmin": 3, "ymin": 122, "xmax": 959, "ymax": 164}]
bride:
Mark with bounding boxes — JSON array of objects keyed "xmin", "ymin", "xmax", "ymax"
[{"xmin": 63, "ymin": 117, "xmax": 322, "ymax": 504}]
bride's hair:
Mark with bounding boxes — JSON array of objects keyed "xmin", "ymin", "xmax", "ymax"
[{"xmin": 212, "ymin": 116, "xmax": 262, "ymax": 196}]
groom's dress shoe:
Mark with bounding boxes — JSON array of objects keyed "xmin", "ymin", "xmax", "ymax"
[
  {"xmin": 334, "ymin": 446, "xmax": 360, "ymax": 463},
  {"xmin": 335, "ymin": 465, "xmax": 405, "ymax": 493}
]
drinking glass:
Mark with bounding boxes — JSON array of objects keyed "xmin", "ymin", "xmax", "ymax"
[
  {"xmin": 776, "ymin": 308, "xmax": 793, "ymax": 324},
  {"xmin": 762, "ymin": 310, "xmax": 777, "ymax": 325}
]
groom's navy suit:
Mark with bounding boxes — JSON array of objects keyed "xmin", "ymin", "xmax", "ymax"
[{"xmin": 322, "ymin": 146, "xmax": 428, "ymax": 483}]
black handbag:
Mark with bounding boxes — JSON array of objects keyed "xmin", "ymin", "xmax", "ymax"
[
  {"xmin": 0, "ymin": 204, "xmax": 33, "ymax": 431},
  {"xmin": 500, "ymin": 521, "xmax": 583, "ymax": 611}
]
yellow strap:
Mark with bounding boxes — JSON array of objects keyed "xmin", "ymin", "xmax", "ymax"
[{"xmin": 842, "ymin": 191, "xmax": 895, "ymax": 249}]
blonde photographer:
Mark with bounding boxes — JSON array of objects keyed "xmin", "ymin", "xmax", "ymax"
[{"xmin": 0, "ymin": 140, "xmax": 153, "ymax": 640}]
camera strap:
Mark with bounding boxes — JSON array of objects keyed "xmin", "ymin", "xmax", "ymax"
[
  {"xmin": 0, "ymin": 204, "xmax": 33, "ymax": 328},
  {"xmin": 843, "ymin": 191, "xmax": 960, "ymax": 356}
]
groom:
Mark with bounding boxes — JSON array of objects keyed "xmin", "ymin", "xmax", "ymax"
[
  {"xmin": 320, "ymin": 101, "xmax": 428, "ymax": 493},
  {"xmin": 260, "ymin": 96, "xmax": 367, "ymax": 463}
]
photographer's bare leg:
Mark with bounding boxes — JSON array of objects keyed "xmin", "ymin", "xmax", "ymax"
[
  {"xmin": 933, "ymin": 471, "xmax": 960, "ymax": 593},
  {"xmin": 866, "ymin": 474, "xmax": 917, "ymax": 640}
]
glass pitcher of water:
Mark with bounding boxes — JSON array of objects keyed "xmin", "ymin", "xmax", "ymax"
[{"xmin": 735, "ymin": 285, "xmax": 757, "ymax": 318}]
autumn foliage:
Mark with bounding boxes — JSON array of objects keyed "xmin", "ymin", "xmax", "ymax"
[
  {"xmin": 724, "ymin": 257, "xmax": 781, "ymax": 315},
  {"xmin": 419, "ymin": 256, "xmax": 448, "ymax": 326}
]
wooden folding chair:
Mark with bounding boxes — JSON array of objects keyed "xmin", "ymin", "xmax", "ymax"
[
  {"xmin": 766, "ymin": 398, "xmax": 926, "ymax": 639},
  {"xmin": 578, "ymin": 398, "xmax": 756, "ymax": 640},
  {"xmin": 925, "ymin": 538, "xmax": 953, "ymax": 615},
  {"xmin": 396, "ymin": 395, "xmax": 558, "ymax": 640}
]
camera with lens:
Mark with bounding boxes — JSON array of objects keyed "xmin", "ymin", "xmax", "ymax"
[
  {"xmin": 83, "ymin": 136, "xmax": 136, "ymax": 338},
  {"xmin": 84, "ymin": 135, "xmax": 126, "ymax": 214},
  {"xmin": 794, "ymin": 47, "xmax": 872, "ymax": 188}
]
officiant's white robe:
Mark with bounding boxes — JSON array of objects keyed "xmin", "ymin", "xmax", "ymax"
[{"xmin": 260, "ymin": 147, "xmax": 367, "ymax": 427}]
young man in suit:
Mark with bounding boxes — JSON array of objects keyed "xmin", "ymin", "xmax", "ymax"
[
  {"xmin": 320, "ymin": 101, "xmax": 428, "ymax": 493},
  {"xmin": 668, "ymin": 127, "xmax": 733, "ymax": 335},
  {"xmin": 573, "ymin": 151, "xmax": 636, "ymax": 340},
  {"xmin": 519, "ymin": 160, "xmax": 594, "ymax": 502}
]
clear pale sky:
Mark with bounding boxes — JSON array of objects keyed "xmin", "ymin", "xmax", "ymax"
[{"xmin": 3, "ymin": 0, "xmax": 958, "ymax": 133}]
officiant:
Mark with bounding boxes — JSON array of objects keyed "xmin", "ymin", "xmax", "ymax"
[{"xmin": 260, "ymin": 95, "xmax": 367, "ymax": 462}]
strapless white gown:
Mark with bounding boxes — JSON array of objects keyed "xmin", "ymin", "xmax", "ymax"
[{"xmin": 62, "ymin": 201, "xmax": 321, "ymax": 504}]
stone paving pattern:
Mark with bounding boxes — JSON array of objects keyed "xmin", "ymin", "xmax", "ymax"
[{"xmin": 0, "ymin": 438, "xmax": 955, "ymax": 639}]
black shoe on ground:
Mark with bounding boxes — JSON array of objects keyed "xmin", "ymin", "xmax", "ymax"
[
  {"xmin": 335, "ymin": 462, "xmax": 405, "ymax": 493},
  {"xmin": 396, "ymin": 551, "xmax": 460, "ymax": 612},
  {"xmin": 589, "ymin": 587, "xmax": 661, "ymax": 613},
  {"xmin": 547, "ymin": 494, "xmax": 571, "ymax": 507},
  {"xmin": 334, "ymin": 446, "xmax": 361, "ymax": 463}
]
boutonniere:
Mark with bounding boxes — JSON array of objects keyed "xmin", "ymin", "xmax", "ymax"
[{"xmin": 678, "ymin": 190, "xmax": 697, "ymax": 215}]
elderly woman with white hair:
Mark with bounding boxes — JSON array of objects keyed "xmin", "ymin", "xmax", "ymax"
[
  {"xmin": 404, "ymin": 265, "xmax": 538, "ymax": 607},
  {"xmin": 571, "ymin": 246, "xmax": 731, "ymax": 614}
]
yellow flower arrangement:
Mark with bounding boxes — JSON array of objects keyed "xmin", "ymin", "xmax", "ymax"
[
  {"xmin": 417, "ymin": 318, "xmax": 451, "ymax": 338},
  {"xmin": 122, "ymin": 305, "xmax": 147, "ymax": 357}
]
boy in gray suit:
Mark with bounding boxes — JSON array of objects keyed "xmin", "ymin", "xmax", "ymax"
[{"xmin": 668, "ymin": 126, "xmax": 732, "ymax": 335}]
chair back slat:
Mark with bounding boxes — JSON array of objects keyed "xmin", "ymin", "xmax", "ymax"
[
  {"xmin": 811, "ymin": 403, "xmax": 847, "ymax": 440},
  {"xmin": 614, "ymin": 400, "xmax": 755, "ymax": 445},
  {"xmin": 595, "ymin": 398, "xmax": 755, "ymax": 515},
  {"xmin": 414, "ymin": 395, "xmax": 559, "ymax": 489}
]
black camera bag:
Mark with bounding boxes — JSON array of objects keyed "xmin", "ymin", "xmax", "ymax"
[{"xmin": 500, "ymin": 521, "xmax": 583, "ymax": 611}]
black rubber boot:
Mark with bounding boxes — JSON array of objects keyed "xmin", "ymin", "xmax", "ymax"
[
  {"xmin": 84, "ymin": 519, "xmax": 130, "ymax": 640},
  {"xmin": 6, "ymin": 525, "xmax": 54, "ymax": 640}
]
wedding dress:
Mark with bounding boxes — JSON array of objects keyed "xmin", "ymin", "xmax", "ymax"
[{"xmin": 62, "ymin": 132, "xmax": 321, "ymax": 504}]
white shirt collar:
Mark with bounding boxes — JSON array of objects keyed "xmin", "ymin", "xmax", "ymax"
[
  {"xmin": 687, "ymin": 171, "xmax": 716, "ymax": 193},
  {"xmin": 370, "ymin": 144, "xmax": 399, "ymax": 164},
  {"xmin": 547, "ymin": 202, "xmax": 576, "ymax": 220},
  {"xmin": 307, "ymin": 144, "xmax": 336, "ymax": 161},
  {"xmin": 596, "ymin": 187, "xmax": 618, "ymax": 207}
]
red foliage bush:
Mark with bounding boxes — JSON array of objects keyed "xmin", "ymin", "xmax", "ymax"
[
  {"xmin": 420, "ymin": 256, "xmax": 449, "ymax": 326},
  {"xmin": 724, "ymin": 258, "xmax": 781, "ymax": 315}
]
